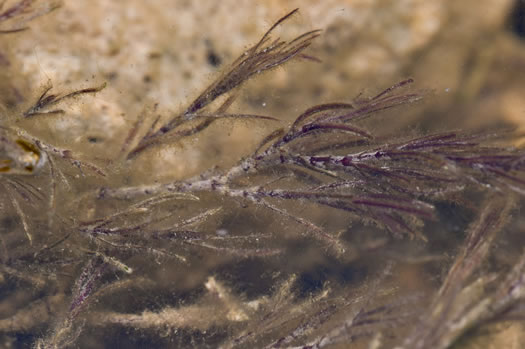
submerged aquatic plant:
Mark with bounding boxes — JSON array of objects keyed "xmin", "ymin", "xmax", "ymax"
[
  {"xmin": 1, "ymin": 83, "xmax": 105, "ymax": 245},
  {"xmin": 0, "ymin": 0, "xmax": 59, "ymax": 34},
  {"xmin": 1, "ymin": 7, "xmax": 525, "ymax": 349}
]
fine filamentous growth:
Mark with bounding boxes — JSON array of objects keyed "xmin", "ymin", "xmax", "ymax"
[{"xmin": 1, "ymin": 5, "xmax": 525, "ymax": 349}]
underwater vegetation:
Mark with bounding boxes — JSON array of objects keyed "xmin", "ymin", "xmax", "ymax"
[{"xmin": 1, "ymin": 3, "xmax": 525, "ymax": 348}]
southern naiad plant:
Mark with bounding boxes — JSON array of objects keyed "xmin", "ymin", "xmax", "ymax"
[{"xmin": 1, "ymin": 7, "xmax": 525, "ymax": 349}]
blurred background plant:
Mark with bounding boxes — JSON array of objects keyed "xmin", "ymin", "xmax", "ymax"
[{"xmin": 1, "ymin": 1, "xmax": 525, "ymax": 348}]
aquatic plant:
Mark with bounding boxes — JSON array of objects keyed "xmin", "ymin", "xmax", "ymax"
[{"xmin": 1, "ymin": 6, "xmax": 525, "ymax": 349}]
